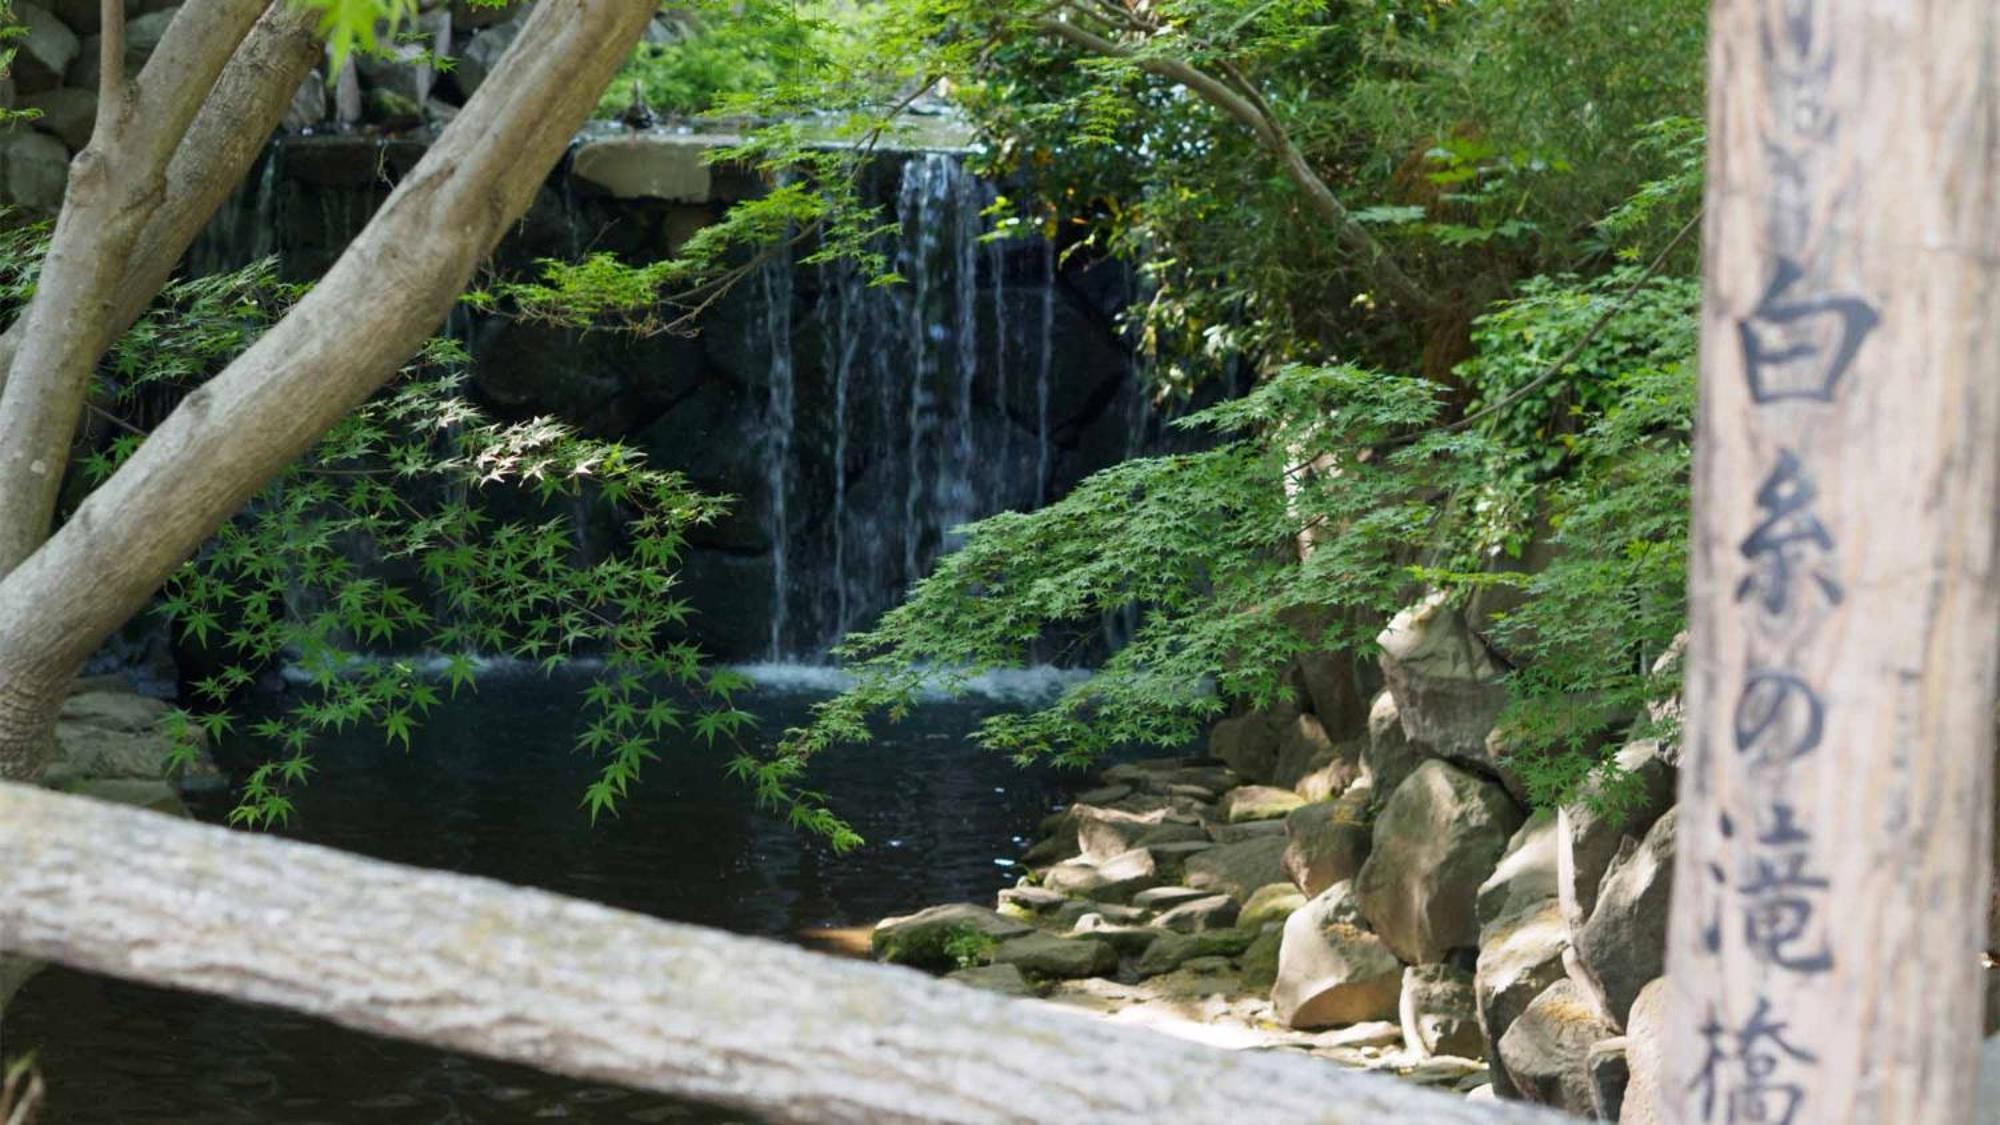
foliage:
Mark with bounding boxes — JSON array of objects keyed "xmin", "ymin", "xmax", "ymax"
[
  {"xmin": 942, "ymin": 925, "xmax": 998, "ymax": 969},
  {"xmin": 300, "ymin": 0, "xmax": 503, "ymax": 74},
  {"xmin": 594, "ymin": 0, "xmax": 827, "ymax": 120},
  {"xmin": 780, "ymin": 251, "xmax": 1698, "ymax": 810},
  {"xmin": 4, "ymin": 240, "xmax": 861, "ymax": 841}
]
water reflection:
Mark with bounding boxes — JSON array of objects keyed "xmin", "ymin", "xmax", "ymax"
[{"xmin": 5, "ymin": 668, "xmax": 1100, "ymax": 1123}]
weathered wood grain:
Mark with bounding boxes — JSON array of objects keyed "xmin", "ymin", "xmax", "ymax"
[{"xmin": 0, "ymin": 783, "xmax": 1560, "ymax": 1124}]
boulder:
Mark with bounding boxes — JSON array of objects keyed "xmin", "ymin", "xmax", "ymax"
[
  {"xmin": 1152, "ymin": 893, "xmax": 1239, "ymax": 934},
  {"xmin": 995, "ymin": 885, "xmax": 1066, "ymax": 920},
  {"xmin": 1377, "ymin": 592, "xmax": 1510, "ymax": 766},
  {"xmin": 12, "ymin": 3, "xmax": 78, "ymax": 93},
  {"xmin": 1208, "ymin": 711, "xmax": 1281, "ymax": 784},
  {"xmin": 69, "ymin": 7, "xmax": 176, "ymax": 90},
  {"xmin": 1072, "ymin": 802, "xmax": 1171, "ymax": 862},
  {"xmin": 354, "ymin": 10, "xmax": 446, "ymax": 107},
  {"xmin": 1282, "ymin": 789, "xmax": 1374, "ymax": 898},
  {"xmin": 1475, "ymin": 899, "xmax": 1570, "ymax": 1099},
  {"xmin": 1572, "ymin": 809, "xmax": 1676, "ymax": 1027},
  {"xmin": 450, "ymin": 11, "xmax": 525, "ymax": 97},
  {"xmin": 990, "ymin": 932, "xmax": 1118, "ymax": 979},
  {"xmin": 573, "ymin": 134, "xmax": 716, "ymax": 203},
  {"xmin": 946, "ymin": 963, "xmax": 1035, "ymax": 997},
  {"xmin": 1558, "ymin": 739, "xmax": 1677, "ymax": 934},
  {"xmin": 1069, "ymin": 917, "xmax": 1161, "ymax": 956},
  {"xmin": 1144, "ymin": 839, "xmax": 1218, "ymax": 880},
  {"xmin": 1496, "ymin": 978, "xmax": 1617, "ymax": 1115},
  {"xmin": 1130, "ymin": 885, "xmax": 1212, "ymax": 911},
  {"xmin": 871, "ymin": 904, "xmax": 1031, "ymax": 970},
  {"xmin": 1294, "ymin": 646, "xmax": 1375, "ymax": 735},
  {"xmin": 1208, "ymin": 818, "xmax": 1286, "ymax": 845},
  {"xmin": 1217, "ymin": 784, "xmax": 1307, "ymax": 824},
  {"xmin": 1617, "ymin": 978, "xmax": 1668, "ymax": 1124},
  {"xmin": 1073, "ymin": 783, "xmax": 1133, "ymax": 805},
  {"xmin": 1271, "ymin": 711, "xmax": 1334, "ymax": 791},
  {"xmin": 1241, "ymin": 926, "xmax": 1283, "ymax": 992},
  {"xmin": 1477, "ymin": 809, "xmax": 1560, "ymax": 933},
  {"xmin": 51, "ymin": 0, "xmax": 100, "ymax": 34},
  {"xmin": 1133, "ymin": 930, "xmax": 1200, "ymax": 977},
  {"xmin": 1021, "ymin": 805, "xmax": 1081, "ymax": 865},
  {"xmin": 281, "ymin": 70, "xmax": 326, "ymax": 133},
  {"xmin": 1354, "ymin": 760, "xmax": 1523, "ymax": 964},
  {"xmin": 1588, "ymin": 1036, "xmax": 1632, "ymax": 1122},
  {"xmin": 70, "ymin": 777, "xmax": 185, "ymax": 815},
  {"xmin": 47, "ymin": 688, "xmax": 217, "ymax": 788},
  {"xmin": 1364, "ymin": 689, "xmax": 1428, "ymax": 799},
  {"xmin": 0, "ymin": 125, "xmax": 68, "ymax": 212},
  {"xmin": 1183, "ymin": 835, "xmax": 1289, "ymax": 903},
  {"xmin": 1400, "ymin": 962, "xmax": 1484, "ymax": 1059},
  {"xmin": 1295, "ymin": 738, "xmax": 1364, "ymax": 804},
  {"xmin": 1238, "ymin": 883, "xmax": 1306, "ymax": 931},
  {"xmin": 1040, "ymin": 847, "xmax": 1159, "ymax": 903},
  {"xmin": 1271, "ymin": 882, "xmax": 1404, "ymax": 1029},
  {"xmin": 21, "ymin": 86, "xmax": 94, "ymax": 150}
]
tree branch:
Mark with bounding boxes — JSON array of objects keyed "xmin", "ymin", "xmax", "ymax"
[
  {"xmin": 0, "ymin": 783, "xmax": 1560, "ymax": 1124},
  {"xmin": 0, "ymin": 0, "xmax": 269, "ymax": 576},
  {"xmin": 0, "ymin": 0, "xmax": 659, "ymax": 729},
  {"xmin": 96, "ymin": 0, "xmax": 125, "ymax": 123},
  {"xmin": 1035, "ymin": 14, "xmax": 1440, "ymax": 313},
  {"xmin": 0, "ymin": 2, "xmax": 322, "ymax": 403}
]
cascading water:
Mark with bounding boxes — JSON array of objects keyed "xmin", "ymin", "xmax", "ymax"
[
  {"xmin": 742, "ymin": 152, "xmax": 1087, "ymax": 661},
  {"xmin": 186, "ymin": 137, "xmax": 1164, "ymax": 665},
  {"xmin": 757, "ymin": 250, "xmax": 797, "ymax": 660}
]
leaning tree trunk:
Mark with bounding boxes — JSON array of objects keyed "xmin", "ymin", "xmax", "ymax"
[
  {"xmin": 0, "ymin": 0, "xmax": 323, "ymax": 401},
  {"xmin": 0, "ymin": 0, "xmax": 656, "ymax": 775},
  {"xmin": 1662, "ymin": 1, "xmax": 1999, "ymax": 1122},
  {"xmin": 0, "ymin": 0, "xmax": 271, "ymax": 576},
  {"xmin": 0, "ymin": 783, "xmax": 1562, "ymax": 1124}
]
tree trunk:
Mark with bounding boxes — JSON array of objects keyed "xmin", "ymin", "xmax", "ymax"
[
  {"xmin": 0, "ymin": 0, "xmax": 655, "ymax": 764},
  {"xmin": 0, "ymin": 783, "xmax": 1560, "ymax": 1124},
  {"xmin": 0, "ymin": 1, "xmax": 324, "ymax": 401},
  {"xmin": 0, "ymin": 0, "xmax": 271, "ymax": 574},
  {"xmin": 1662, "ymin": 2, "xmax": 1999, "ymax": 1123}
]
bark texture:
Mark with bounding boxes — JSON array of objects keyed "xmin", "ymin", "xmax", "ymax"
[
  {"xmin": 1664, "ymin": 2, "xmax": 1999, "ymax": 1122},
  {"xmin": 0, "ymin": 0, "xmax": 655, "ymax": 773},
  {"xmin": 0, "ymin": 783, "xmax": 1559, "ymax": 1123},
  {"xmin": 0, "ymin": 1, "xmax": 322, "ymax": 401},
  {"xmin": 0, "ymin": 0, "xmax": 273, "ymax": 573}
]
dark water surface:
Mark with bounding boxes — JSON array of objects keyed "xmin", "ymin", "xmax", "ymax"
[{"xmin": 4, "ymin": 666, "xmax": 1102, "ymax": 1124}]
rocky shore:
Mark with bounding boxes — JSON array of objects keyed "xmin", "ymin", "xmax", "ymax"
[{"xmin": 870, "ymin": 597, "xmax": 1691, "ymax": 1121}]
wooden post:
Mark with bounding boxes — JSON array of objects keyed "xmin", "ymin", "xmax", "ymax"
[{"xmin": 1663, "ymin": 2, "xmax": 1999, "ymax": 1123}]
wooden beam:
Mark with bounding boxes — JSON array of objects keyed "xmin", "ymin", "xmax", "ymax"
[
  {"xmin": 1664, "ymin": 2, "xmax": 2000, "ymax": 1122},
  {"xmin": 0, "ymin": 784, "xmax": 1559, "ymax": 1123}
]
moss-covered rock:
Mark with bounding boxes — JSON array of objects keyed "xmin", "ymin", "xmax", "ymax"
[{"xmin": 871, "ymin": 904, "xmax": 1031, "ymax": 970}]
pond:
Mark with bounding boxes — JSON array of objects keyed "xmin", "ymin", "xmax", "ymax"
[{"xmin": 3, "ymin": 665, "xmax": 1107, "ymax": 1124}]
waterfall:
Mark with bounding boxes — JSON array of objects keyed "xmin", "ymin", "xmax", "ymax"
[
  {"xmin": 898, "ymin": 159, "xmax": 935, "ymax": 583},
  {"xmin": 744, "ymin": 152, "xmax": 1072, "ymax": 660},
  {"xmin": 1035, "ymin": 238, "xmax": 1055, "ymax": 505},
  {"xmin": 181, "ymin": 136, "xmax": 1163, "ymax": 666},
  {"xmin": 758, "ymin": 250, "xmax": 797, "ymax": 661}
]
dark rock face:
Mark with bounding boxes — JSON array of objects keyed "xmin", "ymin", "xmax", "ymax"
[{"xmin": 177, "ymin": 136, "xmax": 1179, "ymax": 661}]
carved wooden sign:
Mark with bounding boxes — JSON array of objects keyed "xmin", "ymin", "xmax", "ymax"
[{"xmin": 1664, "ymin": 2, "xmax": 1998, "ymax": 1122}]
